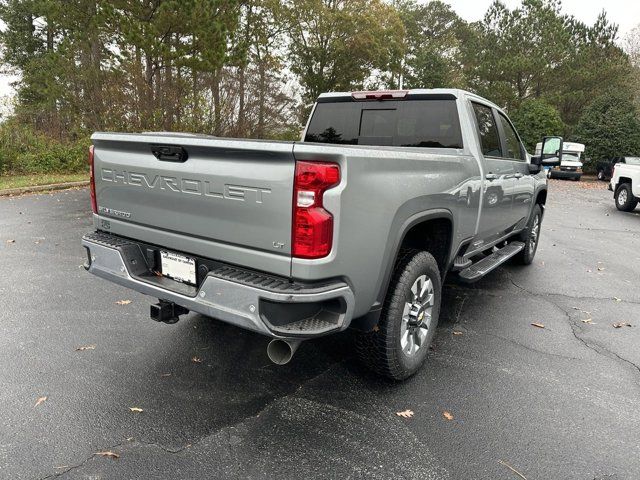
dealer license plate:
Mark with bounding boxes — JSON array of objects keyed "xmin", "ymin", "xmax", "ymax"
[{"xmin": 160, "ymin": 250, "xmax": 196, "ymax": 285}]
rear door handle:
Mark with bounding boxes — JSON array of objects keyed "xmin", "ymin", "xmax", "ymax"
[
  {"xmin": 485, "ymin": 173, "xmax": 499, "ymax": 180},
  {"xmin": 514, "ymin": 173, "xmax": 524, "ymax": 179}
]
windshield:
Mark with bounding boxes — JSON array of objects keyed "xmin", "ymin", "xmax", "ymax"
[
  {"xmin": 305, "ymin": 98, "xmax": 463, "ymax": 148},
  {"xmin": 563, "ymin": 153, "xmax": 581, "ymax": 161},
  {"xmin": 625, "ymin": 157, "xmax": 640, "ymax": 165}
]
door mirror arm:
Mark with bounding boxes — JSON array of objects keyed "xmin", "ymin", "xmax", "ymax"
[{"xmin": 528, "ymin": 161, "xmax": 542, "ymax": 174}]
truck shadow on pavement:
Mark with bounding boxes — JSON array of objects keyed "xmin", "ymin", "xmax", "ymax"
[{"xmin": 90, "ymin": 279, "xmax": 475, "ymax": 440}]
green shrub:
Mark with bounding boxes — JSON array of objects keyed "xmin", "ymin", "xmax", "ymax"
[
  {"xmin": 573, "ymin": 92, "xmax": 640, "ymax": 163},
  {"xmin": 0, "ymin": 120, "xmax": 90, "ymax": 175},
  {"xmin": 511, "ymin": 99, "xmax": 565, "ymax": 153}
]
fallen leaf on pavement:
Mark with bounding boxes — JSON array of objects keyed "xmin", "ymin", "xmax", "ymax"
[
  {"xmin": 597, "ymin": 267, "xmax": 605, "ymax": 271},
  {"xmin": 75, "ymin": 344, "xmax": 96, "ymax": 351},
  {"xmin": 613, "ymin": 322, "xmax": 632, "ymax": 328},
  {"xmin": 581, "ymin": 318, "xmax": 594, "ymax": 324},
  {"xmin": 531, "ymin": 323, "xmax": 545, "ymax": 329},
  {"xmin": 129, "ymin": 407, "xmax": 143, "ymax": 413},
  {"xmin": 115, "ymin": 300, "xmax": 132, "ymax": 305},
  {"xmin": 160, "ymin": 373, "xmax": 172, "ymax": 377},
  {"xmin": 191, "ymin": 357, "xmax": 202, "ymax": 363},
  {"xmin": 396, "ymin": 409, "xmax": 414, "ymax": 418},
  {"xmin": 6, "ymin": 239, "xmax": 15, "ymax": 244},
  {"xmin": 452, "ymin": 331, "xmax": 463, "ymax": 336},
  {"xmin": 94, "ymin": 451, "xmax": 120, "ymax": 459},
  {"xmin": 34, "ymin": 396, "xmax": 47, "ymax": 407},
  {"xmin": 443, "ymin": 411, "xmax": 454, "ymax": 421},
  {"xmin": 613, "ymin": 297, "xmax": 622, "ymax": 302}
]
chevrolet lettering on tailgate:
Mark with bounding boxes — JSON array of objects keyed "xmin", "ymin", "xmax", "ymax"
[{"xmin": 101, "ymin": 168, "xmax": 271, "ymax": 203}]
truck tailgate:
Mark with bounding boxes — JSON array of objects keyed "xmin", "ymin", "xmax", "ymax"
[{"xmin": 91, "ymin": 133, "xmax": 295, "ymax": 274}]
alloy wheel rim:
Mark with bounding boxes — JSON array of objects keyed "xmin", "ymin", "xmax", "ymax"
[
  {"xmin": 529, "ymin": 214, "xmax": 540, "ymax": 255},
  {"xmin": 619, "ymin": 189, "xmax": 628, "ymax": 205},
  {"xmin": 400, "ymin": 275, "xmax": 435, "ymax": 356}
]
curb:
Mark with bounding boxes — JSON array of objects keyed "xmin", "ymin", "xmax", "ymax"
[{"xmin": 0, "ymin": 181, "xmax": 89, "ymax": 197}]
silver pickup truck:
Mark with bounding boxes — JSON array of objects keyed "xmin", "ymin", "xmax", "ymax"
[{"xmin": 82, "ymin": 89, "xmax": 562, "ymax": 380}]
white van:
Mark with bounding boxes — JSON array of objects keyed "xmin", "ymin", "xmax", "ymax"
[{"xmin": 535, "ymin": 141, "xmax": 584, "ymax": 181}]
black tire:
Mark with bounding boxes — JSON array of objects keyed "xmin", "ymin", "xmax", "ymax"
[
  {"xmin": 615, "ymin": 183, "xmax": 638, "ymax": 212},
  {"xmin": 355, "ymin": 249, "xmax": 441, "ymax": 381},
  {"xmin": 597, "ymin": 169, "xmax": 606, "ymax": 181},
  {"xmin": 515, "ymin": 204, "xmax": 542, "ymax": 265}
]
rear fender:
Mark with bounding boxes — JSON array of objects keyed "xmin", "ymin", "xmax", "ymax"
[{"xmin": 350, "ymin": 208, "xmax": 454, "ymax": 332}]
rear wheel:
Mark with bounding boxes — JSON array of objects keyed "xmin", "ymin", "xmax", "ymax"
[
  {"xmin": 615, "ymin": 184, "xmax": 638, "ymax": 212},
  {"xmin": 515, "ymin": 204, "xmax": 542, "ymax": 265},
  {"xmin": 355, "ymin": 249, "xmax": 441, "ymax": 381}
]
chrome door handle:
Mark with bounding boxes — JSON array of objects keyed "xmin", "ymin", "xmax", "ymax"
[
  {"xmin": 485, "ymin": 173, "xmax": 499, "ymax": 180},
  {"xmin": 514, "ymin": 173, "xmax": 524, "ymax": 179}
]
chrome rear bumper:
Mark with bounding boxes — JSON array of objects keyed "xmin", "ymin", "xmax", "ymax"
[{"xmin": 81, "ymin": 232, "xmax": 355, "ymax": 339}]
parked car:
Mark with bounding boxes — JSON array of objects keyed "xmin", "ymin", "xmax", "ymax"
[
  {"xmin": 609, "ymin": 157, "xmax": 640, "ymax": 211},
  {"xmin": 535, "ymin": 141, "xmax": 584, "ymax": 181},
  {"xmin": 597, "ymin": 157, "xmax": 628, "ymax": 181},
  {"xmin": 81, "ymin": 89, "xmax": 561, "ymax": 380}
]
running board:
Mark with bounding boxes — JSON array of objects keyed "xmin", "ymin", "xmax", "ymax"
[
  {"xmin": 458, "ymin": 242, "xmax": 525, "ymax": 283},
  {"xmin": 452, "ymin": 255, "xmax": 472, "ymax": 271}
]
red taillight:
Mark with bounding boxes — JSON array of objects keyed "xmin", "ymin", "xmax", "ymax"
[
  {"xmin": 292, "ymin": 161, "xmax": 340, "ymax": 259},
  {"xmin": 88, "ymin": 145, "xmax": 97, "ymax": 214}
]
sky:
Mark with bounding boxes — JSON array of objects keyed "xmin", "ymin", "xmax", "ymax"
[
  {"xmin": 0, "ymin": 0, "xmax": 638, "ymax": 102},
  {"xmin": 442, "ymin": 0, "xmax": 639, "ymax": 37}
]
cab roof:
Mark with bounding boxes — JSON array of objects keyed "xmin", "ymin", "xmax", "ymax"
[{"xmin": 316, "ymin": 89, "xmax": 503, "ymax": 112}]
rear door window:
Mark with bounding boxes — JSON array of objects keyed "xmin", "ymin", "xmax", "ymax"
[
  {"xmin": 472, "ymin": 102, "xmax": 502, "ymax": 157},
  {"xmin": 304, "ymin": 99, "xmax": 463, "ymax": 149}
]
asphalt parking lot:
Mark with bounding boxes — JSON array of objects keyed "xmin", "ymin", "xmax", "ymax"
[{"xmin": 1, "ymin": 179, "xmax": 639, "ymax": 480}]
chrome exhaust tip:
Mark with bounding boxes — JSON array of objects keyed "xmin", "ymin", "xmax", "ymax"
[{"xmin": 267, "ymin": 339, "xmax": 302, "ymax": 365}]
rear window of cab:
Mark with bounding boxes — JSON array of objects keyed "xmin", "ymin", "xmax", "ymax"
[{"xmin": 304, "ymin": 98, "xmax": 463, "ymax": 149}]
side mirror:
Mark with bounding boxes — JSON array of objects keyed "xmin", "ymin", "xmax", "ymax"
[{"xmin": 532, "ymin": 136, "xmax": 563, "ymax": 167}]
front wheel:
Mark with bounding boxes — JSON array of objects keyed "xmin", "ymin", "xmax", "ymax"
[
  {"xmin": 597, "ymin": 170, "xmax": 606, "ymax": 181},
  {"xmin": 515, "ymin": 204, "xmax": 542, "ymax": 265},
  {"xmin": 615, "ymin": 184, "xmax": 638, "ymax": 212},
  {"xmin": 355, "ymin": 249, "xmax": 441, "ymax": 381}
]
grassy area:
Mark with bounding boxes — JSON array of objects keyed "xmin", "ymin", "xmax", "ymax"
[{"xmin": 0, "ymin": 173, "xmax": 88, "ymax": 191}]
